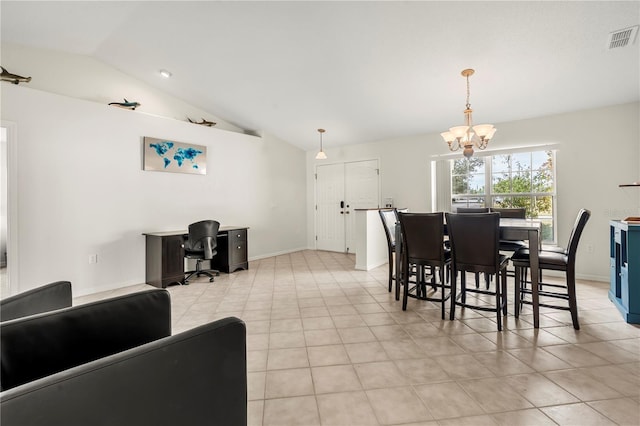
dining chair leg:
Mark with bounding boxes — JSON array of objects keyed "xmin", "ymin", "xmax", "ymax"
[
  {"xmin": 402, "ymin": 262, "xmax": 409, "ymax": 311},
  {"xmin": 475, "ymin": 273, "xmax": 480, "ymax": 288},
  {"xmin": 461, "ymin": 272, "xmax": 467, "ymax": 305},
  {"xmin": 567, "ymin": 267, "xmax": 580, "ymax": 330},
  {"xmin": 501, "ymin": 269, "xmax": 508, "ymax": 316},
  {"xmin": 495, "ymin": 281, "xmax": 502, "ymax": 331},
  {"xmin": 387, "ymin": 250, "xmax": 394, "ymax": 293},
  {"xmin": 514, "ymin": 266, "xmax": 521, "ymax": 318},
  {"xmin": 449, "ymin": 270, "xmax": 457, "ymax": 321}
]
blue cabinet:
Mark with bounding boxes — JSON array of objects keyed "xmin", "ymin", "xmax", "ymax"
[{"xmin": 609, "ymin": 221, "xmax": 640, "ymax": 323}]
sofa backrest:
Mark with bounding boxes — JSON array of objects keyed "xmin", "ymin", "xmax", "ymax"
[
  {"xmin": 1, "ymin": 288, "xmax": 171, "ymax": 391},
  {"xmin": 0, "ymin": 281, "xmax": 72, "ymax": 322}
]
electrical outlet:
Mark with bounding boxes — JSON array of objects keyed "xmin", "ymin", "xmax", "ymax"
[{"xmin": 89, "ymin": 254, "xmax": 98, "ymax": 264}]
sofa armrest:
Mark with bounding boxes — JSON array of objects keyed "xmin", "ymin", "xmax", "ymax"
[
  {"xmin": 1, "ymin": 288, "xmax": 171, "ymax": 391},
  {"xmin": 0, "ymin": 281, "xmax": 72, "ymax": 322},
  {"xmin": 1, "ymin": 317, "xmax": 247, "ymax": 426}
]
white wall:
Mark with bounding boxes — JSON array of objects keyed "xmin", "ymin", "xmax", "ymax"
[
  {"xmin": 1, "ymin": 43, "xmax": 245, "ymax": 134},
  {"xmin": 2, "ymin": 85, "xmax": 307, "ymax": 296},
  {"xmin": 307, "ymin": 102, "xmax": 640, "ymax": 281}
]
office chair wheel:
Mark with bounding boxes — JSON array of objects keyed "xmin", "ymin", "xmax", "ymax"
[
  {"xmin": 183, "ymin": 280, "xmax": 189, "ymax": 285},
  {"xmin": 209, "ymin": 278, "xmax": 215, "ymax": 282}
]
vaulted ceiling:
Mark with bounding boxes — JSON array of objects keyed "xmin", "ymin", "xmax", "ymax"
[{"xmin": 2, "ymin": 1, "xmax": 639, "ymax": 151}]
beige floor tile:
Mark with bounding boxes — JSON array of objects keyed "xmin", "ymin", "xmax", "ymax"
[
  {"xmin": 450, "ymin": 332, "xmax": 499, "ymax": 352},
  {"xmin": 433, "ymin": 414, "xmax": 498, "ymax": 426},
  {"xmin": 311, "ymin": 364, "xmax": 362, "ymax": 394},
  {"xmin": 576, "ymin": 341, "xmax": 640, "ymax": 364},
  {"xmin": 263, "ymin": 396, "xmax": 320, "ymax": 426},
  {"xmin": 433, "ymin": 353, "xmax": 495, "ymax": 380},
  {"xmin": 491, "ymin": 408, "xmax": 556, "ymax": 425},
  {"xmin": 266, "ymin": 347, "xmax": 309, "ymax": 370},
  {"xmin": 301, "ymin": 316, "xmax": 335, "ymax": 330},
  {"xmin": 307, "ymin": 344, "xmax": 350, "ymax": 367},
  {"xmin": 587, "ymin": 397, "xmax": 640, "ymax": 425},
  {"xmin": 472, "ymin": 351, "xmax": 535, "ymax": 376},
  {"xmin": 507, "ymin": 347, "xmax": 573, "ymax": 372},
  {"xmin": 380, "ymin": 339, "xmax": 426, "ymax": 360},
  {"xmin": 394, "ymin": 358, "xmax": 450, "ymax": 384},
  {"xmin": 581, "ymin": 364, "xmax": 640, "ymax": 397},
  {"xmin": 248, "ymin": 371, "xmax": 266, "ymax": 400},
  {"xmin": 541, "ymin": 402, "xmax": 617, "ymax": 425},
  {"xmin": 300, "ymin": 306, "xmax": 330, "ymax": 318},
  {"xmin": 316, "ymin": 391, "xmax": 379, "ymax": 425},
  {"xmin": 413, "ymin": 336, "xmax": 465, "ymax": 356},
  {"xmin": 544, "ymin": 368, "xmax": 623, "ymax": 401},
  {"xmin": 344, "ymin": 341, "xmax": 390, "ymax": 363},
  {"xmin": 247, "ymin": 400, "xmax": 264, "ymax": 426},
  {"xmin": 268, "ymin": 330, "xmax": 306, "ymax": 349},
  {"xmin": 270, "ymin": 318, "xmax": 302, "ymax": 332},
  {"xmin": 543, "ymin": 344, "xmax": 610, "ymax": 368},
  {"xmin": 247, "ymin": 349, "xmax": 268, "ymax": 372},
  {"xmin": 512, "ymin": 327, "xmax": 570, "ymax": 346},
  {"xmin": 504, "ymin": 373, "xmax": 580, "ymax": 406},
  {"xmin": 264, "ymin": 368, "xmax": 314, "ymax": 399},
  {"xmin": 354, "ymin": 361, "xmax": 409, "ymax": 389},
  {"xmin": 304, "ymin": 328, "xmax": 342, "ymax": 346},
  {"xmin": 247, "ymin": 333, "xmax": 269, "ymax": 350},
  {"xmin": 337, "ymin": 326, "xmax": 377, "ymax": 343},
  {"xmin": 458, "ymin": 377, "xmax": 534, "ymax": 413},
  {"xmin": 414, "ymin": 381, "xmax": 484, "ymax": 419},
  {"xmin": 370, "ymin": 324, "xmax": 411, "ymax": 341},
  {"xmin": 366, "ymin": 387, "xmax": 432, "ymax": 425}
]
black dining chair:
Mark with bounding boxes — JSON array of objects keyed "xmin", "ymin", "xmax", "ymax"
[
  {"xmin": 397, "ymin": 212, "xmax": 451, "ymax": 318},
  {"xmin": 446, "ymin": 212, "xmax": 509, "ymax": 331},
  {"xmin": 456, "ymin": 207, "xmax": 489, "ymax": 213},
  {"xmin": 512, "ymin": 208, "xmax": 591, "ymax": 329},
  {"xmin": 379, "ymin": 209, "xmax": 399, "ymax": 293},
  {"xmin": 490, "ymin": 207, "xmax": 527, "ymax": 252}
]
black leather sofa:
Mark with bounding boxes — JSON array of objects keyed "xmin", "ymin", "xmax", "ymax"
[
  {"xmin": 0, "ymin": 280, "xmax": 72, "ymax": 321},
  {"xmin": 1, "ymin": 288, "xmax": 247, "ymax": 425}
]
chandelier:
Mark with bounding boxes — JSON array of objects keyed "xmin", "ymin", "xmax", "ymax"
[
  {"xmin": 440, "ymin": 69, "xmax": 496, "ymax": 158},
  {"xmin": 315, "ymin": 128, "xmax": 327, "ymax": 160}
]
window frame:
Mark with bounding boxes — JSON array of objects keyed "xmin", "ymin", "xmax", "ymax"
[{"xmin": 449, "ymin": 149, "xmax": 557, "ymax": 244}]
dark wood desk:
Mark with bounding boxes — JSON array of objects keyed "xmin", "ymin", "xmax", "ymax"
[{"xmin": 143, "ymin": 226, "xmax": 249, "ymax": 288}]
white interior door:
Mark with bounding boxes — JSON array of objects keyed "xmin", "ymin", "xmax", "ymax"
[
  {"xmin": 345, "ymin": 160, "xmax": 379, "ymax": 253},
  {"xmin": 316, "ymin": 160, "xmax": 379, "ymax": 253},
  {"xmin": 316, "ymin": 163, "xmax": 345, "ymax": 252}
]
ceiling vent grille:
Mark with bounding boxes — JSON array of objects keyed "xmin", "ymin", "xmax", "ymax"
[{"xmin": 608, "ymin": 26, "xmax": 639, "ymax": 50}]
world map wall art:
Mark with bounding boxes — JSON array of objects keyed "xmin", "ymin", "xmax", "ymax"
[{"xmin": 143, "ymin": 137, "xmax": 207, "ymax": 175}]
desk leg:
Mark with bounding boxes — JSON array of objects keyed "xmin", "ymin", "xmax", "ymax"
[{"xmin": 528, "ymin": 229, "xmax": 540, "ymax": 328}]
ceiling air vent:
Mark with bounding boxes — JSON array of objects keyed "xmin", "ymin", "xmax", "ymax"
[{"xmin": 607, "ymin": 25, "xmax": 639, "ymax": 50}]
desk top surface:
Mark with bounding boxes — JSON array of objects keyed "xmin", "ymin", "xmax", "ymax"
[{"xmin": 143, "ymin": 226, "xmax": 248, "ymax": 237}]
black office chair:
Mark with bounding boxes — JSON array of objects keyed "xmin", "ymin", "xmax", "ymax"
[
  {"xmin": 512, "ymin": 209, "xmax": 591, "ymax": 329},
  {"xmin": 182, "ymin": 220, "xmax": 221, "ymax": 284},
  {"xmin": 446, "ymin": 212, "xmax": 509, "ymax": 331}
]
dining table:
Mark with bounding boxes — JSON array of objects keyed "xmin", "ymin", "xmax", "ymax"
[{"xmin": 395, "ymin": 216, "xmax": 543, "ymax": 328}]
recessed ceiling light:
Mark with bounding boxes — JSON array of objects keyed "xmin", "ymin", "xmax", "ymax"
[{"xmin": 159, "ymin": 69, "xmax": 172, "ymax": 78}]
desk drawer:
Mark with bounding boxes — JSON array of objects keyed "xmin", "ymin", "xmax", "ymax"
[
  {"xmin": 229, "ymin": 241, "xmax": 247, "ymax": 265},
  {"xmin": 229, "ymin": 229, "xmax": 247, "ymax": 245}
]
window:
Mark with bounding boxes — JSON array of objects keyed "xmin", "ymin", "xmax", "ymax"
[{"xmin": 450, "ymin": 150, "xmax": 556, "ymax": 242}]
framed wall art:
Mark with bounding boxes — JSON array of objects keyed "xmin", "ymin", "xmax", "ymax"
[{"xmin": 143, "ymin": 136, "xmax": 206, "ymax": 175}]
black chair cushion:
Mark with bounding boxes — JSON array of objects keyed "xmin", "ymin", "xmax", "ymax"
[{"xmin": 511, "ymin": 248, "xmax": 568, "ymax": 267}]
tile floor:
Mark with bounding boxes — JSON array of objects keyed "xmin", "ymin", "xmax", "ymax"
[{"xmin": 75, "ymin": 250, "xmax": 640, "ymax": 426}]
